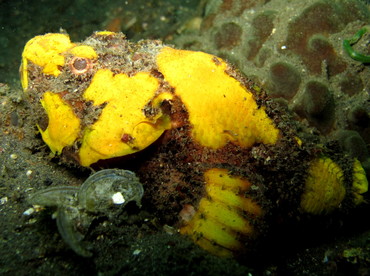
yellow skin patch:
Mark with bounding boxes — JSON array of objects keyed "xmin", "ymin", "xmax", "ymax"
[
  {"xmin": 180, "ymin": 168, "xmax": 262, "ymax": 257},
  {"xmin": 69, "ymin": 45, "xmax": 98, "ymax": 59},
  {"xmin": 80, "ymin": 69, "xmax": 172, "ymax": 166},
  {"xmin": 300, "ymin": 157, "xmax": 346, "ymax": 214},
  {"xmin": 38, "ymin": 92, "xmax": 81, "ymax": 154},
  {"xmin": 157, "ymin": 47, "xmax": 280, "ymax": 149}
]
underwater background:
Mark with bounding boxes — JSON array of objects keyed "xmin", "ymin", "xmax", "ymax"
[{"xmin": 0, "ymin": 0, "xmax": 369, "ymax": 275}]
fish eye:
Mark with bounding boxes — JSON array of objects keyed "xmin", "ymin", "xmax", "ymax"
[{"xmin": 70, "ymin": 57, "xmax": 91, "ymax": 75}]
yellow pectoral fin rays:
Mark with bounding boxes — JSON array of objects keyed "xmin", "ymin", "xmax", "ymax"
[
  {"xmin": 352, "ymin": 159, "xmax": 369, "ymax": 205},
  {"xmin": 180, "ymin": 168, "xmax": 263, "ymax": 257},
  {"xmin": 184, "ymin": 159, "xmax": 368, "ymax": 256},
  {"xmin": 300, "ymin": 157, "xmax": 368, "ymax": 214}
]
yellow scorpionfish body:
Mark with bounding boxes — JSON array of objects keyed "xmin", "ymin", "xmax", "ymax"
[{"xmin": 21, "ymin": 32, "xmax": 368, "ymax": 257}]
